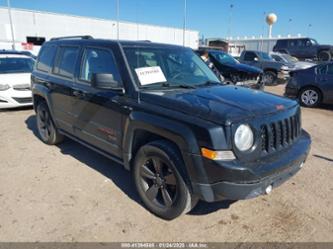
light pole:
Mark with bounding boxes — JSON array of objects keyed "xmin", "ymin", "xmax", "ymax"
[
  {"xmin": 7, "ymin": 0, "xmax": 15, "ymax": 50},
  {"xmin": 183, "ymin": 0, "xmax": 187, "ymax": 46},
  {"xmin": 227, "ymin": 4, "xmax": 234, "ymax": 40},
  {"xmin": 288, "ymin": 18, "xmax": 292, "ymax": 36},
  {"xmin": 116, "ymin": 0, "xmax": 120, "ymax": 40}
]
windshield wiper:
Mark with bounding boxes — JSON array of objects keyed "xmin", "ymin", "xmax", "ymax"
[{"xmin": 197, "ymin": 80, "xmax": 222, "ymax": 87}]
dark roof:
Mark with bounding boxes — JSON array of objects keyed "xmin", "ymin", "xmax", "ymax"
[{"xmin": 45, "ymin": 36, "xmax": 185, "ymax": 49}]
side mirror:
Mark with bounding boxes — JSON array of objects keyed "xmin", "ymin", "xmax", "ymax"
[{"xmin": 91, "ymin": 73, "xmax": 124, "ymax": 93}]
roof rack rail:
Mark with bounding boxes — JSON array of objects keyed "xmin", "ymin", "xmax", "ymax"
[{"xmin": 50, "ymin": 35, "xmax": 93, "ymax": 41}]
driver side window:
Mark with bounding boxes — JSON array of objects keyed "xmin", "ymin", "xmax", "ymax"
[{"xmin": 80, "ymin": 47, "xmax": 122, "ymax": 84}]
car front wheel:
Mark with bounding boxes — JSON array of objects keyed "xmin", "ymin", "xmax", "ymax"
[
  {"xmin": 299, "ymin": 87, "xmax": 321, "ymax": 107},
  {"xmin": 133, "ymin": 140, "xmax": 198, "ymax": 220},
  {"xmin": 36, "ymin": 101, "xmax": 64, "ymax": 145}
]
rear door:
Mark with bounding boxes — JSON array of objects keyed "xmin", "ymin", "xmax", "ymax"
[
  {"xmin": 47, "ymin": 45, "xmax": 80, "ymax": 133},
  {"xmin": 71, "ymin": 45, "xmax": 126, "ymax": 158},
  {"xmin": 319, "ymin": 64, "xmax": 333, "ymax": 103}
]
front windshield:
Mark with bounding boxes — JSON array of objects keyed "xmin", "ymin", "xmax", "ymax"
[
  {"xmin": 281, "ymin": 54, "xmax": 299, "ymax": 63},
  {"xmin": 123, "ymin": 46, "xmax": 220, "ymax": 89},
  {"xmin": 258, "ymin": 52, "xmax": 274, "ymax": 61},
  {"xmin": 210, "ymin": 51, "xmax": 239, "ymax": 64},
  {"xmin": 0, "ymin": 57, "xmax": 35, "ymax": 74}
]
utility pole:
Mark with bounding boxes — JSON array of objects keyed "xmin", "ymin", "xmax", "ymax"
[
  {"xmin": 7, "ymin": 0, "xmax": 15, "ymax": 50},
  {"xmin": 183, "ymin": 0, "xmax": 187, "ymax": 46},
  {"xmin": 307, "ymin": 24, "xmax": 312, "ymax": 37},
  {"xmin": 116, "ymin": 0, "xmax": 120, "ymax": 40},
  {"xmin": 227, "ymin": 4, "xmax": 234, "ymax": 40}
]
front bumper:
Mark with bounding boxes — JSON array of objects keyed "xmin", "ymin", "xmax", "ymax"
[
  {"xmin": 192, "ymin": 130, "xmax": 311, "ymax": 202},
  {"xmin": 0, "ymin": 88, "xmax": 32, "ymax": 109}
]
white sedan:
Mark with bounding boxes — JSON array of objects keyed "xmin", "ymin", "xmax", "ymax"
[{"xmin": 0, "ymin": 53, "xmax": 35, "ymax": 109}]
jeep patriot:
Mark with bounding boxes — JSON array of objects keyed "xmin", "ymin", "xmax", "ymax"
[{"xmin": 31, "ymin": 36, "xmax": 311, "ymax": 220}]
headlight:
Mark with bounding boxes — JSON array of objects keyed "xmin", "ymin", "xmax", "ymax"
[
  {"xmin": 234, "ymin": 124, "xmax": 254, "ymax": 151},
  {"xmin": 0, "ymin": 84, "xmax": 10, "ymax": 91}
]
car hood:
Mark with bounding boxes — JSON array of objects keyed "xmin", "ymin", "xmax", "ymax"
[
  {"xmin": 0, "ymin": 73, "xmax": 31, "ymax": 87},
  {"xmin": 140, "ymin": 85, "xmax": 297, "ymax": 124},
  {"xmin": 262, "ymin": 60, "xmax": 293, "ymax": 69},
  {"xmin": 319, "ymin": 45, "xmax": 333, "ymax": 50},
  {"xmin": 294, "ymin": 61, "xmax": 316, "ymax": 70},
  {"xmin": 225, "ymin": 62, "xmax": 263, "ymax": 74}
]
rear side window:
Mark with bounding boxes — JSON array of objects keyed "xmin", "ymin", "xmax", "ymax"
[
  {"xmin": 36, "ymin": 45, "xmax": 57, "ymax": 72},
  {"xmin": 53, "ymin": 46, "xmax": 80, "ymax": 78},
  {"xmin": 79, "ymin": 47, "xmax": 121, "ymax": 83}
]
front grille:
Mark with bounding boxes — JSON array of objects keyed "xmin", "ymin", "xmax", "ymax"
[
  {"xmin": 12, "ymin": 97, "xmax": 32, "ymax": 104},
  {"xmin": 260, "ymin": 113, "xmax": 301, "ymax": 154}
]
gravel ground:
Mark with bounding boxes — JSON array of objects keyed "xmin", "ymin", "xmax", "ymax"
[{"xmin": 0, "ymin": 85, "xmax": 332, "ymax": 242}]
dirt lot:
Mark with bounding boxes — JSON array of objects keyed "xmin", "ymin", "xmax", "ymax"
[{"xmin": 0, "ymin": 85, "xmax": 332, "ymax": 242}]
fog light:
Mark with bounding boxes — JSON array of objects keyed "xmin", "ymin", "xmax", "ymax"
[{"xmin": 265, "ymin": 185, "xmax": 273, "ymax": 195}]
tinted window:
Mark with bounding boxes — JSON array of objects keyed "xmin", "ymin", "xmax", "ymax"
[
  {"xmin": 0, "ymin": 57, "xmax": 35, "ymax": 74},
  {"xmin": 297, "ymin": 39, "xmax": 306, "ymax": 47},
  {"xmin": 80, "ymin": 48, "xmax": 121, "ymax": 83},
  {"xmin": 289, "ymin": 40, "xmax": 297, "ymax": 47},
  {"xmin": 53, "ymin": 46, "xmax": 79, "ymax": 78},
  {"xmin": 244, "ymin": 52, "xmax": 257, "ymax": 61},
  {"xmin": 36, "ymin": 45, "xmax": 57, "ymax": 72},
  {"xmin": 277, "ymin": 40, "xmax": 287, "ymax": 47}
]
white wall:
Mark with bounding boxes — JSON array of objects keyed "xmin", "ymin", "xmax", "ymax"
[{"xmin": 0, "ymin": 7, "xmax": 199, "ymax": 53}]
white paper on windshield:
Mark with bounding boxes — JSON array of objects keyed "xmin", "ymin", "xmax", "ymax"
[{"xmin": 135, "ymin": 66, "xmax": 167, "ymax": 85}]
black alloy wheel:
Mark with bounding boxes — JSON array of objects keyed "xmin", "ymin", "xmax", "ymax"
[
  {"xmin": 36, "ymin": 102, "xmax": 64, "ymax": 145},
  {"xmin": 133, "ymin": 140, "xmax": 197, "ymax": 220}
]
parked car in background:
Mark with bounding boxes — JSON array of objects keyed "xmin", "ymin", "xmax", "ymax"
[
  {"xmin": 0, "ymin": 53, "xmax": 35, "ymax": 109},
  {"xmin": 273, "ymin": 38, "xmax": 333, "ymax": 62},
  {"xmin": 270, "ymin": 52, "xmax": 316, "ymax": 71},
  {"xmin": 196, "ymin": 49, "xmax": 264, "ymax": 89},
  {"xmin": 0, "ymin": 49, "xmax": 37, "ymax": 59},
  {"xmin": 239, "ymin": 50, "xmax": 292, "ymax": 85},
  {"xmin": 285, "ymin": 62, "xmax": 333, "ymax": 107},
  {"xmin": 31, "ymin": 36, "xmax": 311, "ymax": 220}
]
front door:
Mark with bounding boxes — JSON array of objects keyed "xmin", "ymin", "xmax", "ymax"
[{"xmin": 71, "ymin": 45, "xmax": 126, "ymax": 158}]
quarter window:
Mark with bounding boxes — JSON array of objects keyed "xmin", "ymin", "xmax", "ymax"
[
  {"xmin": 80, "ymin": 48, "xmax": 121, "ymax": 83},
  {"xmin": 53, "ymin": 46, "xmax": 79, "ymax": 78}
]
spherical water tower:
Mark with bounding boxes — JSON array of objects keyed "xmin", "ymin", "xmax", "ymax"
[{"xmin": 266, "ymin": 13, "xmax": 277, "ymax": 38}]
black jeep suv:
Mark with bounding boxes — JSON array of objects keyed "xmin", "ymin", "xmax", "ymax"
[
  {"xmin": 273, "ymin": 38, "xmax": 333, "ymax": 62},
  {"xmin": 31, "ymin": 36, "xmax": 311, "ymax": 220}
]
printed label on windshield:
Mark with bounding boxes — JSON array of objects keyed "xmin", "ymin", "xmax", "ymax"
[{"xmin": 135, "ymin": 66, "xmax": 167, "ymax": 85}]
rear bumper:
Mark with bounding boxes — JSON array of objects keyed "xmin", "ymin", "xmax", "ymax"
[
  {"xmin": 284, "ymin": 86, "xmax": 299, "ymax": 99},
  {"xmin": 192, "ymin": 130, "xmax": 311, "ymax": 202}
]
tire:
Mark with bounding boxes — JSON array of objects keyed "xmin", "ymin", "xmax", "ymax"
[
  {"xmin": 318, "ymin": 50, "xmax": 332, "ymax": 62},
  {"xmin": 263, "ymin": 71, "xmax": 278, "ymax": 86},
  {"xmin": 299, "ymin": 87, "xmax": 322, "ymax": 108},
  {"xmin": 36, "ymin": 101, "xmax": 64, "ymax": 145},
  {"xmin": 133, "ymin": 140, "xmax": 198, "ymax": 220}
]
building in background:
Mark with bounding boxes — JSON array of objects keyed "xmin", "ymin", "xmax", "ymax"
[
  {"xmin": 0, "ymin": 7, "xmax": 199, "ymax": 54},
  {"xmin": 205, "ymin": 36, "xmax": 305, "ymax": 57}
]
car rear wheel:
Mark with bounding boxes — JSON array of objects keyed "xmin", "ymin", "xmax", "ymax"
[
  {"xmin": 263, "ymin": 71, "xmax": 277, "ymax": 86},
  {"xmin": 299, "ymin": 87, "xmax": 322, "ymax": 107},
  {"xmin": 36, "ymin": 102, "xmax": 64, "ymax": 145},
  {"xmin": 133, "ymin": 140, "xmax": 198, "ymax": 220},
  {"xmin": 318, "ymin": 50, "xmax": 332, "ymax": 62}
]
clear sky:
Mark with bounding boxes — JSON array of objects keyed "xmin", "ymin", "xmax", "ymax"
[{"xmin": 1, "ymin": 0, "xmax": 333, "ymax": 44}]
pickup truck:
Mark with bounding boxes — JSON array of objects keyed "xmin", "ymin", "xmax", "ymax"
[
  {"xmin": 239, "ymin": 50, "xmax": 293, "ymax": 85},
  {"xmin": 31, "ymin": 36, "xmax": 311, "ymax": 220}
]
